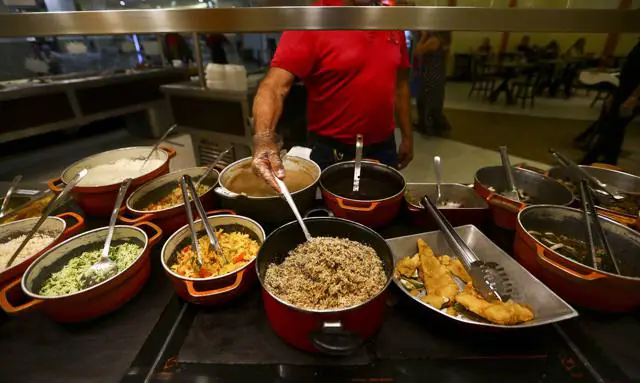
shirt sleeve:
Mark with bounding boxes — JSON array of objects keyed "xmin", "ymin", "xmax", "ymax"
[
  {"xmin": 398, "ymin": 32, "xmax": 410, "ymax": 70},
  {"xmin": 271, "ymin": 31, "xmax": 317, "ymax": 80}
]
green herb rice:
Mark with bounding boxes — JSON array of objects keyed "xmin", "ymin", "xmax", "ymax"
[{"xmin": 39, "ymin": 243, "xmax": 143, "ymax": 297}]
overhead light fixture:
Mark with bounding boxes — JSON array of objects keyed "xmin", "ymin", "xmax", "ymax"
[{"xmin": 119, "ymin": 0, "xmax": 125, "ymax": 5}]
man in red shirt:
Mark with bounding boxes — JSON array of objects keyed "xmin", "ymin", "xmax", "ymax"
[{"xmin": 251, "ymin": 0, "xmax": 413, "ymax": 190}]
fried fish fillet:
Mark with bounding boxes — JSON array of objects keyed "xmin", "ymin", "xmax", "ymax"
[
  {"xmin": 438, "ymin": 255, "xmax": 472, "ymax": 283},
  {"xmin": 417, "ymin": 239, "xmax": 459, "ymax": 309},
  {"xmin": 455, "ymin": 283, "xmax": 534, "ymax": 325},
  {"xmin": 396, "ymin": 254, "xmax": 420, "ymax": 278}
]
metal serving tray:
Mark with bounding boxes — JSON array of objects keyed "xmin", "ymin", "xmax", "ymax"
[{"xmin": 386, "ymin": 225, "xmax": 578, "ymax": 329}]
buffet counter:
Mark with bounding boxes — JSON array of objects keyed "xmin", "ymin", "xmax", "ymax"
[{"xmin": 0, "ymin": 180, "xmax": 638, "ymax": 383}]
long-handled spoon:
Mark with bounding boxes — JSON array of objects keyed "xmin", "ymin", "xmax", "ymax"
[
  {"xmin": 81, "ymin": 178, "xmax": 133, "ymax": 288},
  {"xmin": 5, "ymin": 169, "xmax": 88, "ymax": 269},
  {"xmin": 499, "ymin": 146, "xmax": 521, "ymax": 202},
  {"xmin": 140, "ymin": 124, "xmax": 177, "ymax": 170},
  {"xmin": 274, "ymin": 176, "xmax": 312, "ymax": 242},
  {"xmin": 194, "ymin": 146, "xmax": 232, "ymax": 190},
  {"xmin": 352, "ymin": 134, "xmax": 364, "ymax": 193},
  {"xmin": 0, "ymin": 174, "xmax": 23, "ymax": 218},
  {"xmin": 433, "ymin": 156, "xmax": 444, "ymax": 206}
]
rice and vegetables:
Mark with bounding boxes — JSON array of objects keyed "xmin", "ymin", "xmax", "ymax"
[
  {"xmin": 78, "ymin": 158, "xmax": 164, "ymax": 187},
  {"xmin": 39, "ymin": 243, "xmax": 142, "ymax": 297},
  {"xmin": 145, "ymin": 183, "xmax": 210, "ymax": 211},
  {"xmin": 0, "ymin": 232, "xmax": 57, "ymax": 271},
  {"xmin": 264, "ymin": 237, "xmax": 386, "ymax": 310},
  {"xmin": 172, "ymin": 230, "xmax": 260, "ymax": 278}
]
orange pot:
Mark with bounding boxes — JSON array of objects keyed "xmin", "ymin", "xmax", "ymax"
[
  {"xmin": 119, "ymin": 167, "xmax": 221, "ymax": 234},
  {"xmin": 48, "ymin": 146, "xmax": 176, "ymax": 217},
  {"xmin": 514, "ymin": 205, "xmax": 640, "ymax": 312},
  {"xmin": 0, "ymin": 212, "xmax": 84, "ymax": 288},
  {"xmin": 161, "ymin": 213, "xmax": 265, "ymax": 306},
  {"xmin": 0, "ymin": 222, "xmax": 162, "ymax": 322}
]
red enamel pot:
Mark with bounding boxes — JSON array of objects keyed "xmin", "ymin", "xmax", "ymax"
[
  {"xmin": 474, "ymin": 166, "xmax": 574, "ymax": 230},
  {"xmin": 0, "ymin": 212, "xmax": 84, "ymax": 289},
  {"xmin": 256, "ymin": 217, "xmax": 394, "ymax": 354},
  {"xmin": 161, "ymin": 213, "xmax": 265, "ymax": 306},
  {"xmin": 320, "ymin": 161, "xmax": 406, "ymax": 228},
  {"xmin": 119, "ymin": 166, "xmax": 220, "ymax": 234},
  {"xmin": 48, "ymin": 146, "xmax": 176, "ymax": 217},
  {"xmin": 514, "ymin": 205, "xmax": 640, "ymax": 312},
  {"xmin": 0, "ymin": 222, "xmax": 162, "ymax": 322}
]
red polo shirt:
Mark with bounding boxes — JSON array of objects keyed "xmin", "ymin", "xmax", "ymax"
[{"xmin": 270, "ymin": 3, "xmax": 410, "ymax": 145}]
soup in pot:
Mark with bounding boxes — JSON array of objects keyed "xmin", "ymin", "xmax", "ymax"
[{"xmin": 226, "ymin": 168, "xmax": 314, "ymax": 197}]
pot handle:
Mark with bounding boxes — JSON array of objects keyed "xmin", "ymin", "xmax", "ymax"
[
  {"xmin": 309, "ymin": 321, "xmax": 363, "ymax": 355},
  {"xmin": 56, "ymin": 212, "xmax": 85, "ymax": 238},
  {"xmin": 486, "ymin": 194, "xmax": 525, "ymax": 214},
  {"xmin": 597, "ymin": 209, "xmax": 636, "ymax": 226},
  {"xmin": 185, "ymin": 269, "xmax": 245, "ymax": 298},
  {"xmin": 133, "ymin": 221, "xmax": 163, "ymax": 248},
  {"xmin": 214, "ymin": 187, "xmax": 242, "ymax": 199},
  {"xmin": 117, "ymin": 206, "xmax": 153, "ymax": 225},
  {"xmin": 304, "ymin": 208, "xmax": 334, "ymax": 218},
  {"xmin": 160, "ymin": 145, "xmax": 177, "ymax": 159},
  {"xmin": 47, "ymin": 177, "xmax": 64, "ymax": 193},
  {"xmin": 0, "ymin": 278, "xmax": 43, "ymax": 315},
  {"xmin": 336, "ymin": 198, "xmax": 380, "ymax": 212},
  {"xmin": 206, "ymin": 209, "xmax": 236, "ymax": 216},
  {"xmin": 535, "ymin": 245, "xmax": 606, "ymax": 282}
]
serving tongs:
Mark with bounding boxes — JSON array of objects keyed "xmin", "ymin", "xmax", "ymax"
[
  {"xmin": 0, "ymin": 174, "xmax": 23, "ymax": 218},
  {"xmin": 550, "ymin": 149, "xmax": 624, "ymax": 201},
  {"xmin": 578, "ymin": 180, "xmax": 621, "ymax": 275},
  {"xmin": 499, "ymin": 146, "xmax": 521, "ymax": 202},
  {"xmin": 422, "ymin": 195, "xmax": 513, "ymax": 302},
  {"xmin": 180, "ymin": 175, "xmax": 230, "ymax": 267},
  {"xmin": 352, "ymin": 134, "xmax": 364, "ymax": 193},
  {"xmin": 140, "ymin": 124, "xmax": 177, "ymax": 170},
  {"xmin": 4, "ymin": 169, "xmax": 88, "ymax": 269}
]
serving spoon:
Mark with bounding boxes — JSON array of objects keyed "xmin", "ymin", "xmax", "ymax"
[
  {"xmin": 499, "ymin": 146, "xmax": 521, "ymax": 202},
  {"xmin": 5, "ymin": 169, "xmax": 87, "ymax": 269},
  {"xmin": 81, "ymin": 178, "xmax": 133, "ymax": 288},
  {"xmin": 274, "ymin": 175, "xmax": 312, "ymax": 242},
  {"xmin": 433, "ymin": 156, "xmax": 445, "ymax": 206},
  {"xmin": 352, "ymin": 134, "xmax": 364, "ymax": 193},
  {"xmin": 0, "ymin": 174, "xmax": 23, "ymax": 218},
  {"xmin": 140, "ymin": 124, "xmax": 177, "ymax": 170}
]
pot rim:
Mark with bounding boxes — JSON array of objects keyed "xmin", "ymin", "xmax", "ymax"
[
  {"xmin": 0, "ymin": 216, "xmax": 67, "ymax": 274},
  {"xmin": 161, "ymin": 214, "xmax": 266, "ymax": 282},
  {"xmin": 256, "ymin": 217, "xmax": 394, "ymax": 314},
  {"xmin": 405, "ymin": 182, "xmax": 489, "ymax": 210},
  {"xmin": 60, "ymin": 146, "xmax": 169, "ymax": 187},
  {"xmin": 125, "ymin": 166, "xmax": 219, "ymax": 215},
  {"xmin": 21, "ymin": 224, "xmax": 149, "ymax": 300},
  {"xmin": 320, "ymin": 160, "xmax": 407, "ymax": 204},
  {"xmin": 475, "ymin": 166, "xmax": 575, "ymax": 206},
  {"xmin": 517, "ymin": 204, "xmax": 640, "ymax": 281},
  {"xmin": 218, "ymin": 156, "xmax": 321, "ymax": 200}
]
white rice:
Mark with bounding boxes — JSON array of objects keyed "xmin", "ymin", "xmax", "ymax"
[
  {"xmin": 78, "ymin": 158, "xmax": 164, "ymax": 187},
  {"xmin": 0, "ymin": 232, "xmax": 57, "ymax": 271}
]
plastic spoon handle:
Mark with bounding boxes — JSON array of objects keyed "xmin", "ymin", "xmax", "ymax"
[
  {"xmin": 499, "ymin": 146, "xmax": 520, "ymax": 202},
  {"xmin": 352, "ymin": 134, "xmax": 363, "ymax": 192},
  {"xmin": 141, "ymin": 124, "xmax": 177, "ymax": 169},
  {"xmin": 275, "ymin": 176, "xmax": 312, "ymax": 242},
  {"xmin": 102, "ymin": 178, "xmax": 132, "ymax": 260},
  {"xmin": 5, "ymin": 168, "xmax": 88, "ymax": 269},
  {"xmin": 434, "ymin": 156, "xmax": 443, "ymax": 205},
  {"xmin": 180, "ymin": 176, "xmax": 203, "ymax": 267},
  {"xmin": 194, "ymin": 146, "xmax": 232, "ymax": 189},
  {"xmin": 0, "ymin": 174, "xmax": 22, "ymax": 217}
]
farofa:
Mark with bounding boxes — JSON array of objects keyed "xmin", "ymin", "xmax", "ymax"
[{"xmin": 264, "ymin": 237, "xmax": 386, "ymax": 310}]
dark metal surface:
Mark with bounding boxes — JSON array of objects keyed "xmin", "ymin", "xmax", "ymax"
[{"xmin": 0, "ymin": 7, "xmax": 638, "ymax": 37}]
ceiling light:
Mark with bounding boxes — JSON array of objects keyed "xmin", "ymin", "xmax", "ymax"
[{"xmin": 119, "ymin": 0, "xmax": 125, "ymax": 5}]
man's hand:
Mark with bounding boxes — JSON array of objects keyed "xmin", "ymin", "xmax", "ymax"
[
  {"xmin": 251, "ymin": 132, "xmax": 285, "ymax": 191},
  {"xmin": 620, "ymin": 96, "xmax": 638, "ymax": 118},
  {"xmin": 398, "ymin": 138, "xmax": 414, "ymax": 170}
]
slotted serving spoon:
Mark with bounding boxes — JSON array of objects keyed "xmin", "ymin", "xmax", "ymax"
[
  {"xmin": 140, "ymin": 124, "xmax": 177, "ymax": 170},
  {"xmin": 81, "ymin": 178, "xmax": 133, "ymax": 288},
  {"xmin": 578, "ymin": 180, "xmax": 621, "ymax": 274},
  {"xmin": 352, "ymin": 134, "xmax": 364, "ymax": 193},
  {"xmin": 550, "ymin": 148, "xmax": 624, "ymax": 201},
  {"xmin": 181, "ymin": 174, "xmax": 230, "ymax": 265},
  {"xmin": 499, "ymin": 146, "xmax": 521, "ymax": 202},
  {"xmin": 5, "ymin": 169, "xmax": 88, "ymax": 269},
  {"xmin": 422, "ymin": 195, "xmax": 513, "ymax": 302}
]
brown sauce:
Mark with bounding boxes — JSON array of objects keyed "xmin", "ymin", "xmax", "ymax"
[{"xmin": 226, "ymin": 168, "xmax": 315, "ymax": 197}]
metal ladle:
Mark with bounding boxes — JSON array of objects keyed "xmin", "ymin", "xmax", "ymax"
[
  {"xmin": 180, "ymin": 175, "xmax": 230, "ymax": 266},
  {"xmin": 550, "ymin": 149, "xmax": 624, "ymax": 201},
  {"xmin": 352, "ymin": 134, "xmax": 364, "ymax": 193},
  {"xmin": 433, "ymin": 156, "xmax": 444, "ymax": 206},
  {"xmin": 140, "ymin": 124, "xmax": 177, "ymax": 170},
  {"xmin": 499, "ymin": 146, "xmax": 521, "ymax": 202},
  {"xmin": 81, "ymin": 178, "xmax": 133, "ymax": 288},
  {"xmin": 5, "ymin": 169, "xmax": 88, "ymax": 269},
  {"xmin": 274, "ymin": 175, "xmax": 312, "ymax": 242}
]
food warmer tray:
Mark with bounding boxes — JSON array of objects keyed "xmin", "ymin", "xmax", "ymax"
[{"xmin": 386, "ymin": 225, "xmax": 578, "ymax": 329}]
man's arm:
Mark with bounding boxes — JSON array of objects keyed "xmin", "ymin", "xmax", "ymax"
[
  {"xmin": 251, "ymin": 67, "xmax": 296, "ymax": 190},
  {"xmin": 395, "ymin": 68, "xmax": 413, "ymax": 169}
]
